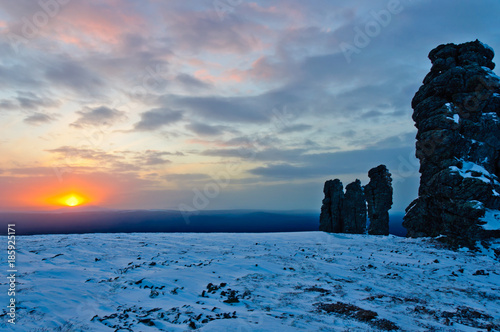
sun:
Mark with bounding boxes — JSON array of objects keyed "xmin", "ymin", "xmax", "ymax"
[
  {"xmin": 44, "ymin": 192, "xmax": 90, "ymax": 208},
  {"xmin": 65, "ymin": 196, "xmax": 81, "ymax": 207}
]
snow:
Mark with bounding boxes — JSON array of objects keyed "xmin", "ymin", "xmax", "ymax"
[
  {"xmin": 444, "ymin": 103, "xmax": 460, "ymax": 123},
  {"xmin": 480, "ymin": 209, "xmax": 500, "ymax": 231},
  {"xmin": 482, "ymin": 66, "xmax": 500, "ymax": 80},
  {"xmin": 480, "ymin": 41, "xmax": 494, "ymax": 54},
  {"xmin": 446, "ymin": 114, "xmax": 460, "ymax": 124},
  {"xmin": 1, "ymin": 232, "xmax": 499, "ymax": 331},
  {"xmin": 470, "ymin": 200, "xmax": 484, "ymax": 209},
  {"xmin": 444, "ymin": 103, "xmax": 460, "ymax": 124},
  {"xmin": 468, "ymin": 138, "xmax": 485, "ymax": 146},
  {"xmin": 449, "ymin": 161, "xmax": 495, "ymax": 183},
  {"xmin": 481, "ymin": 112, "xmax": 500, "ymax": 124}
]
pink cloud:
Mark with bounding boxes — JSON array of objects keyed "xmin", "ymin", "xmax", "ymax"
[
  {"xmin": 194, "ymin": 69, "xmax": 244, "ymax": 84},
  {"xmin": 51, "ymin": 1, "xmax": 146, "ymax": 49}
]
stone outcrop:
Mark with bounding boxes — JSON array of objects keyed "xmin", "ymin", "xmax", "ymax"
[
  {"xmin": 319, "ymin": 179, "xmax": 344, "ymax": 232},
  {"xmin": 342, "ymin": 179, "xmax": 367, "ymax": 234},
  {"xmin": 403, "ymin": 40, "xmax": 500, "ymax": 247},
  {"xmin": 365, "ymin": 165, "xmax": 393, "ymax": 235}
]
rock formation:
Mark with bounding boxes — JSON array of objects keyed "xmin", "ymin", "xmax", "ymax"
[
  {"xmin": 403, "ymin": 40, "xmax": 500, "ymax": 246},
  {"xmin": 319, "ymin": 179, "xmax": 344, "ymax": 232},
  {"xmin": 342, "ymin": 179, "xmax": 367, "ymax": 234},
  {"xmin": 319, "ymin": 179, "xmax": 367, "ymax": 234},
  {"xmin": 365, "ymin": 165, "xmax": 393, "ymax": 235}
]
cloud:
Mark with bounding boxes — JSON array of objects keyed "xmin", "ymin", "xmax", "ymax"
[
  {"xmin": 24, "ymin": 112, "xmax": 58, "ymax": 125},
  {"xmin": 0, "ymin": 93, "xmax": 60, "ymax": 111},
  {"xmin": 249, "ymin": 164, "xmax": 310, "ymax": 179},
  {"xmin": 45, "ymin": 146, "xmax": 178, "ymax": 176},
  {"xmin": 44, "ymin": 57, "xmax": 104, "ymax": 96},
  {"xmin": 167, "ymin": 95, "xmax": 270, "ymax": 123},
  {"xmin": 201, "ymin": 147, "xmax": 308, "ymax": 162},
  {"xmin": 165, "ymin": 173, "xmax": 211, "ymax": 183},
  {"xmin": 223, "ymin": 135, "xmax": 283, "ymax": 148},
  {"xmin": 46, "ymin": 146, "xmax": 122, "ymax": 164},
  {"xmin": 365, "ymin": 132, "xmax": 416, "ymax": 150},
  {"xmin": 162, "ymin": 8, "xmax": 265, "ymax": 54},
  {"xmin": 0, "ymin": 99, "xmax": 17, "ymax": 110},
  {"xmin": 136, "ymin": 150, "xmax": 173, "ymax": 166},
  {"xmin": 0, "ymin": 63, "xmax": 43, "ymax": 89},
  {"xmin": 176, "ymin": 73, "xmax": 212, "ymax": 90},
  {"xmin": 71, "ymin": 106, "xmax": 127, "ymax": 128},
  {"xmin": 279, "ymin": 124, "xmax": 313, "ymax": 134},
  {"xmin": 186, "ymin": 122, "xmax": 235, "ymax": 136},
  {"xmin": 133, "ymin": 108, "xmax": 183, "ymax": 131},
  {"xmin": 8, "ymin": 167, "xmax": 66, "ymax": 177},
  {"xmin": 248, "ymin": 146, "xmax": 415, "ymax": 180},
  {"xmin": 46, "ymin": 146, "xmax": 178, "ymax": 167}
]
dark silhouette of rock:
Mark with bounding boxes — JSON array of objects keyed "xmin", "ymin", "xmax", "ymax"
[
  {"xmin": 365, "ymin": 165, "xmax": 393, "ymax": 235},
  {"xmin": 342, "ymin": 180, "xmax": 367, "ymax": 234},
  {"xmin": 319, "ymin": 179, "xmax": 344, "ymax": 232},
  {"xmin": 403, "ymin": 40, "xmax": 500, "ymax": 247}
]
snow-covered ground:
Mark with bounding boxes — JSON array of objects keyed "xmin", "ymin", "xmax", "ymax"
[{"xmin": 1, "ymin": 232, "xmax": 499, "ymax": 331}]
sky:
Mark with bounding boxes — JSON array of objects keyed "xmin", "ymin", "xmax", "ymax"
[{"xmin": 0, "ymin": 0, "xmax": 499, "ymax": 212}]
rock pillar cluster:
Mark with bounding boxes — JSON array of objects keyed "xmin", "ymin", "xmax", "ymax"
[{"xmin": 320, "ymin": 165, "xmax": 393, "ymax": 235}]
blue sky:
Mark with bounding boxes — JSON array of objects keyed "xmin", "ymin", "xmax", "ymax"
[{"xmin": 0, "ymin": 0, "xmax": 499, "ymax": 211}]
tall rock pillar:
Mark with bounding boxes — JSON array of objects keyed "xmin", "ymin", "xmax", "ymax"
[
  {"xmin": 365, "ymin": 165, "xmax": 393, "ymax": 235},
  {"xmin": 319, "ymin": 179, "xmax": 344, "ymax": 232},
  {"xmin": 403, "ymin": 40, "xmax": 500, "ymax": 246},
  {"xmin": 342, "ymin": 180, "xmax": 367, "ymax": 234}
]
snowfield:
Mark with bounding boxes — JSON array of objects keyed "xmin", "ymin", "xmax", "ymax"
[{"xmin": 1, "ymin": 232, "xmax": 499, "ymax": 331}]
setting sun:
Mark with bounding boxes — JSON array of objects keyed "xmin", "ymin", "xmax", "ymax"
[
  {"xmin": 42, "ymin": 192, "xmax": 91, "ymax": 208},
  {"xmin": 65, "ymin": 196, "xmax": 81, "ymax": 207}
]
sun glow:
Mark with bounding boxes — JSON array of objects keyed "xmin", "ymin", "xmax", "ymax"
[
  {"xmin": 65, "ymin": 196, "xmax": 81, "ymax": 207},
  {"xmin": 10, "ymin": 174, "xmax": 116, "ymax": 210},
  {"xmin": 46, "ymin": 193, "xmax": 90, "ymax": 208}
]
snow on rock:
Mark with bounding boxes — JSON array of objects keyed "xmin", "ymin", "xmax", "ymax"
[
  {"xmin": 449, "ymin": 161, "xmax": 496, "ymax": 184},
  {"xmin": 0, "ymin": 232, "xmax": 499, "ymax": 331},
  {"xmin": 480, "ymin": 209, "xmax": 500, "ymax": 231},
  {"xmin": 482, "ymin": 66, "xmax": 500, "ymax": 80},
  {"xmin": 479, "ymin": 41, "xmax": 495, "ymax": 54},
  {"xmin": 444, "ymin": 103, "xmax": 460, "ymax": 124}
]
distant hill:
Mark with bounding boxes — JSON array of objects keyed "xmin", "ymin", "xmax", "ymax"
[{"xmin": 0, "ymin": 210, "xmax": 406, "ymax": 236}]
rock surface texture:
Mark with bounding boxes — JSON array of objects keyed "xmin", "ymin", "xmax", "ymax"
[
  {"xmin": 319, "ymin": 179, "xmax": 344, "ymax": 233},
  {"xmin": 365, "ymin": 165, "xmax": 393, "ymax": 235},
  {"xmin": 403, "ymin": 40, "xmax": 500, "ymax": 247},
  {"xmin": 342, "ymin": 180, "xmax": 367, "ymax": 234}
]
